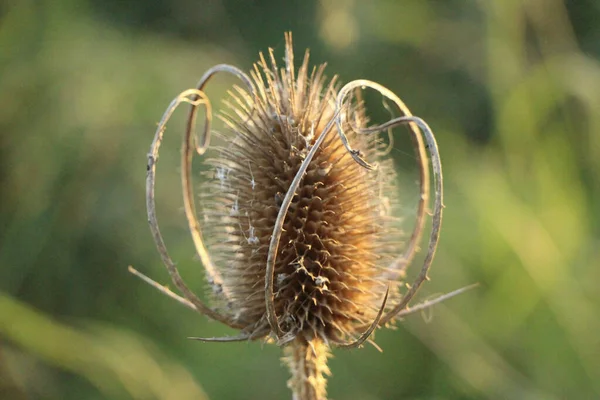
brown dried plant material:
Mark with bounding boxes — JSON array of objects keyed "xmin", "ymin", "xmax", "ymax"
[{"xmin": 130, "ymin": 33, "xmax": 471, "ymax": 400}]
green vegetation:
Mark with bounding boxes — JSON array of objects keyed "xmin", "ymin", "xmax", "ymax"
[{"xmin": 1, "ymin": 0, "xmax": 599, "ymax": 398}]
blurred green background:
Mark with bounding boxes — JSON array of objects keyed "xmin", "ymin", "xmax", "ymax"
[{"xmin": 1, "ymin": 0, "xmax": 599, "ymax": 399}]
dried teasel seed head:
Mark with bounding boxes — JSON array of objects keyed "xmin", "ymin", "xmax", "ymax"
[
  {"xmin": 138, "ymin": 31, "xmax": 450, "ymax": 400},
  {"xmin": 200, "ymin": 35, "xmax": 404, "ymax": 346}
]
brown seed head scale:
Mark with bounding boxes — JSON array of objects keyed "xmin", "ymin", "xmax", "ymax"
[{"xmin": 131, "ymin": 33, "xmax": 474, "ymax": 400}]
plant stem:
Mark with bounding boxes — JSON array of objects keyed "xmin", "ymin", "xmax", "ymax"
[{"xmin": 283, "ymin": 337, "xmax": 331, "ymax": 400}]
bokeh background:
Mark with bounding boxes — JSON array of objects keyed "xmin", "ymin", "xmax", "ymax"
[{"xmin": 2, "ymin": 0, "xmax": 599, "ymax": 399}]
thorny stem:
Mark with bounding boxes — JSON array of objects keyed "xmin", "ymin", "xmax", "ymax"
[{"xmin": 284, "ymin": 338, "xmax": 331, "ymax": 400}]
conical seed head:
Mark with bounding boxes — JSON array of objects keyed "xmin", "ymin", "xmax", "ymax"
[{"xmin": 201, "ymin": 37, "xmax": 403, "ymax": 343}]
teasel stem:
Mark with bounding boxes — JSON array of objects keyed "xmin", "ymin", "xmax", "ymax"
[{"xmin": 284, "ymin": 338, "xmax": 331, "ymax": 400}]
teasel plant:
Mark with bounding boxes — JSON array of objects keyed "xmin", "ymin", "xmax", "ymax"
[{"xmin": 129, "ymin": 33, "xmax": 475, "ymax": 400}]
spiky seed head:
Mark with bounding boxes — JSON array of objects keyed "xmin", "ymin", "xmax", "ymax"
[{"xmin": 201, "ymin": 34, "xmax": 403, "ymax": 345}]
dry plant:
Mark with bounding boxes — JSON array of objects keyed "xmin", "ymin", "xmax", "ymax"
[{"xmin": 129, "ymin": 33, "xmax": 473, "ymax": 400}]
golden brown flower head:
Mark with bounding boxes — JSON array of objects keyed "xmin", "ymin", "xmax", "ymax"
[{"xmin": 201, "ymin": 34, "xmax": 402, "ymax": 345}]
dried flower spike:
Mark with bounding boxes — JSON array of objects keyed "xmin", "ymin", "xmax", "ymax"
[{"xmin": 132, "ymin": 33, "xmax": 463, "ymax": 400}]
